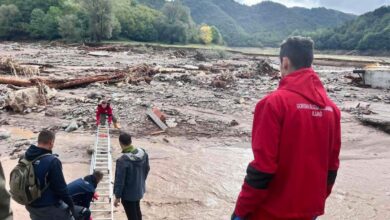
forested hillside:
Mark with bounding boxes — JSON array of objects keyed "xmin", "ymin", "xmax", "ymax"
[
  {"xmin": 312, "ymin": 6, "xmax": 390, "ymax": 51},
  {"xmin": 0, "ymin": 0, "xmax": 388, "ymax": 51},
  {"xmin": 181, "ymin": 0, "xmax": 355, "ymax": 46},
  {"xmin": 0, "ymin": 0, "xmax": 224, "ymax": 45}
]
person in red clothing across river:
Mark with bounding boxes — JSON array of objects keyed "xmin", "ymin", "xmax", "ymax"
[
  {"xmin": 232, "ymin": 36, "xmax": 341, "ymax": 220},
  {"xmin": 96, "ymin": 99, "xmax": 120, "ymax": 128}
]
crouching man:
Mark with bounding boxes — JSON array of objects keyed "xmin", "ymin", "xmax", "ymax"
[{"xmin": 68, "ymin": 171, "xmax": 104, "ymax": 220}]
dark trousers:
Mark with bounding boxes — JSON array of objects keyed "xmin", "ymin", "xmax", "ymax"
[
  {"xmin": 73, "ymin": 206, "xmax": 91, "ymax": 220},
  {"xmin": 26, "ymin": 201, "xmax": 74, "ymax": 220},
  {"xmin": 99, "ymin": 114, "xmax": 117, "ymax": 125},
  {"xmin": 122, "ymin": 200, "xmax": 142, "ymax": 220}
]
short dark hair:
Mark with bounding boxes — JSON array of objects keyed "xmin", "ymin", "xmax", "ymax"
[
  {"xmin": 38, "ymin": 130, "xmax": 55, "ymax": 144},
  {"xmin": 119, "ymin": 132, "xmax": 132, "ymax": 146},
  {"xmin": 280, "ymin": 36, "xmax": 314, "ymax": 70},
  {"xmin": 93, "ymin": 170, "xmax": 104, "ymax": 180}
]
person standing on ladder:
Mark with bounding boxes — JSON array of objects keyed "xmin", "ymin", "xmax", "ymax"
[
  {"xmin": 96, "ymin": 100, "xmax": 120, "ymax": 129},
  {"xmin": 114, "ymin": 132, "xmax": 150, "ymax": 220}
]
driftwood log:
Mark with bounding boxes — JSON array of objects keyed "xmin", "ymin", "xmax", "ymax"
[{"xmin": 0, "ymin": 72, "xmax": 126, "ymax": 89}]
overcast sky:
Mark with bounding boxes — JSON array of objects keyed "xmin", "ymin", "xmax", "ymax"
[{"xmin": 235, "ymin": 0, "xmax": 390, "ymax": 14}]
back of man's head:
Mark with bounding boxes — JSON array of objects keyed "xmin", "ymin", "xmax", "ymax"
[
  {"xmin": 280, "ymin": 36, "xmax": 314, "ymax": 70},
  {"xmin": 93, "ymin": 170, "xmax": 104, "ymax": 183},
  {"xmin": 38, "ymin": 130, "xmax": 55, "ymax": 145},
  {"xmin": 119, "ymin": 132, "xmax": 132, "ymax": 147}
]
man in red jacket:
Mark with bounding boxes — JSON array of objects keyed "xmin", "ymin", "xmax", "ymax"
[
  {"xmin": 232, "ymin": 36, "xmax": 341, "ymax": 220},
  {"xmin": 96, "ymin": 100, "xmax": 120, "ymax": 128}
]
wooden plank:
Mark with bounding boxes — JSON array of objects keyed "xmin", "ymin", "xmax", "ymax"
[{"xmin": 146, "ymin": 109, "xmax": 168, "ymax": 130}]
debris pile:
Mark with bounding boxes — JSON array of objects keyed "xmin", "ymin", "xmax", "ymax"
[
  {"xmin": 0, "ymin": 72, "xmax": 126, "ymax": 89},
  {"xmin": 211, "ymin": 73, "xmax": 235, "ymax": 88},
  {"xmin": 0, "ymin": 57, "xmax": 40, "ymax": 77},
  {"xmin": 195, "ymin": 50, "xmax": 207, "ymax": 62},
  {"xmin": 256, "ymin": 59, "xmax": 279, "ymax": 76},
  {"xmin": 125, "ymin": 64, "xmax": 159, "ymax": 85},
  {"xmin": 5, "ymin": 85, "xmax": 57, "ymax": 112},
  {"xmin": 0, "ymin": 42, "xmax": 389, "ymax": 138},
  {"xmin": 344, "ymin": 103, "xmax": 390, "ymax": 134},
  {"xmin": 173, "ymin": 50, "xmax": 187, "ymax": 58},
  {"xmin": 345, "ymin": 73, "xmax": 364, "ymax": 86},
  {"xmin": 343, "ymin": 103, "xmax": 375, "ymax": 115}
]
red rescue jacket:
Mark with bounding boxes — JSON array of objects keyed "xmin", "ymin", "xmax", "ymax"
[
  {"xmin": 234, "ymin": 68, "xmax": 341, "ymax": 219},
  {"xmin": 96, "ymin": 104, "xmax": 113, "ymax": 124}
]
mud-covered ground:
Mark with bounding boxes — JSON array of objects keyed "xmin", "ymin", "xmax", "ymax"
[{"xmin": 0, "ymin": 42, "xmax": 389, "ymax": 219}]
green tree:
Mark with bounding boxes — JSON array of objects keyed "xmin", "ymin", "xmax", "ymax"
[
  {"xmin": 81, "ymin": 0, "xmax": 113, "ymax": 42},
  {"xmin": 58, "ymin": 14, "xmax": 83, "ymax": 42},
  {"xmin": 211, "ymin": 26, "xmax": 223, "ymax": 45},
  {"xmin": 29, "ymin": 8, "xmax": 46, "ymax": 38},
  {"xmin": 0, "ymin": 4, "xmax": 22, "ymax": 39},
  {"xmin": 114, "ymin": 1, "xmax": 160, "ymax": 41},
  {"xmin": 156, "ymin": 19, "xmax": 188, "ymax": 43},
  {"xmin": 0, "ymin": 0, "xmax": 65, "ymax": 21},
  {"xmin": 357, "ymin": 27, "xmax": 390, "ymax": 50},
  {"xmin": 43, "ymin": 6, "xmax": 62, "ymax": 39},
  {"xmin": 162, "ymin": 0, "xmax": 192, "ymax": 25},
  {"xmin": 158, "ymin": 0, "xmax": 197, "ymax": 43},
  {"xmin": 111, "ymin": 16, "xmax": 121, "ymax": 39}
]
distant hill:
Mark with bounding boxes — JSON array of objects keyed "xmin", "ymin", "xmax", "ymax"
[
  {"xmin": 313, "ymin": 6, "xmax": 390, "ymax": 51},
  {"xmin": 179, "ymin": 0, "xmax": 356, "ymax": 46}
]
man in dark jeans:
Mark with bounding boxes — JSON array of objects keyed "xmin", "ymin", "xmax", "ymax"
[
  {"xmin": 68, "ymin": 171, "xmax": 104, "ymax": 220},
  {"xmin": 114, "ymin": 132, "xmax": 150, "ymax": 220},
  {"xmin": 25, "ymin": 130, "xmax": 76, "ymax": 220}
]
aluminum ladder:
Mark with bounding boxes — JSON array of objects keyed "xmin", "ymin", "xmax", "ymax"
[{"xmin": 89, "ymin": 124, "xmax": 114, "ymax": 220}]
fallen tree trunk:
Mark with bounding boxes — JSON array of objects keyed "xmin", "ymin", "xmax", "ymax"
[
  {"xmin": 46, "ymin": 72, "xmax": 126, "ymax": 89},
  {"xmin": 0, "ymin": 76, "xmax": 33, "ymax": 87},
  {"xmin": 0, "ymin": 72, "xmax": 127, "ymax": 89}
]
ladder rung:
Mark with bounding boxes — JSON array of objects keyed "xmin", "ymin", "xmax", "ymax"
[
  {"xmin": 91, "ymin": 209, "xmax": 111, "ymax": 212},
  {"xmin": 97, "ymin": 194, "xmax": 111, "ymax": 197},
  {"xmin": 92, "ymin": 201, "xmax": 110, "ymax": 204},
  {"xmin": 93, "ymin": 127, "xmax": 113, "ymax": 218}
]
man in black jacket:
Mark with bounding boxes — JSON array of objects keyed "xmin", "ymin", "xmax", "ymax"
[
  {"xmin": 25, "ymin": 130, "xmax": 76, "ymax": 220},
  {"xmin": 114, "ymin": 132, "xmax": 150, "ymax": 220}
]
